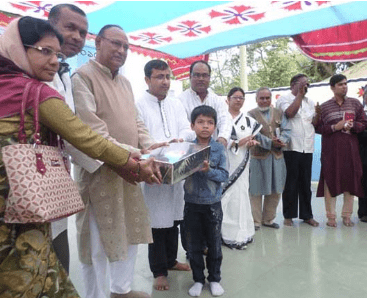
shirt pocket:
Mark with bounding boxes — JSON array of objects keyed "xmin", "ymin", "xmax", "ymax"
[{"xmin": 209, "ymin": 154, "xmax": 220, "ymax": 168}]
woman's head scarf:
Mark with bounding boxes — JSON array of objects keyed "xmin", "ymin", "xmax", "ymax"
[
  {"xmin": 0, "ymin": 17, "xmax": 63, "ymax": 119},
  {"xmin": 0, "ymin": 18, "xmax": 34, "ymax": 76}
]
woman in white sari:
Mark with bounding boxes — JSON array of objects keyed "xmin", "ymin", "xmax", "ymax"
[{"xmin": 221, "ymin": 87, "xmax": 262, "ymax": 250}]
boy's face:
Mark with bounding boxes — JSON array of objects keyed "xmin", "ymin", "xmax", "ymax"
[{"xmin": 191, "ymin": 114, "xmax": 216, "ymax": 142}]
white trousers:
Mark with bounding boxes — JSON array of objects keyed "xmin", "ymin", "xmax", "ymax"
[{"xmin": 81, "ymin": 207, "xmax": 138, "ymax": 298}]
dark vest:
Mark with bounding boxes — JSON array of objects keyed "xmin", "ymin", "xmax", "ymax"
[{"xmin": 248, "ymin": 107, "xmax": 283, "ymax": 159}]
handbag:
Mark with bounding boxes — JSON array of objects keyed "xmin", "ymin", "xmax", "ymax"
[{"xmin": 2, "ymin": 81, "xmax": 85, "ymax": 223}]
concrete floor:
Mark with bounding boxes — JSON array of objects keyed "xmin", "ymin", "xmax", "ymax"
[{"xmin": 68, "ymin": 184, "xmax": 367, "ymax": 298}]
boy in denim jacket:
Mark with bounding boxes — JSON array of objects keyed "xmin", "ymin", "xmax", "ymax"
[{"xmin": 184, "ymin": 106, "xmax": 229, "ymax": 297}]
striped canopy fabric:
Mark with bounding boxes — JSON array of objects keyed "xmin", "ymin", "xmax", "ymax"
[
  {"xmin": 293, "ymin": 20, "xmax": 367, "ymax": 62},
  {"xmin": 1, "ymin": 1, "xmax": 367, "ymax": 60}
]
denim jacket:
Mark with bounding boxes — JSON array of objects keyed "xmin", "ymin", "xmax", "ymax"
[{"xmin": 184, "ymin": 138, "xmax": 229, "ymax": 205}]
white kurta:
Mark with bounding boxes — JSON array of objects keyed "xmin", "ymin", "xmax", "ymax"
[
  {"xmin": 47, "ymin": 67, "xmax": 102, "ymax": 239},
  {"xmin": 47, "ymin": 70, "xmax": 74, "ymax": 240},
  {"xmin": 136, "ymin": 91, "xmax": 193, "ymax": 228},
  {"xmin": 178, "ymin": 87, "xmax": 232, "ymax": 142},
  {"xmin": 221, "ymin": 114, "xmax": 261, "ymax": 245},
  {"xmin": 276, "ymin": 92, "xmax": 315, "ymax": 153}
]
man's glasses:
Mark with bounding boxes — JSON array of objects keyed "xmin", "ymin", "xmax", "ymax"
[
  {"xmin": 101, "ymin": 36, "xmax": 129, "ymax": 51},
  {"xmin": 24, "ymin": 45, "xmax": 67, "ymax": 61},
  {"xmin": 192, "ymin": 73, "xmax": 210, "ymax": 79}
]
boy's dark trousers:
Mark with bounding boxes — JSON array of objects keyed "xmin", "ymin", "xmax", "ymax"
[
  {"xmin": 184, "ymin": 201, "xmax": 223, "ymax": 284},
  {"xmin": 148, "ymin": 221, "xmax": 181, "ymax": 277}
]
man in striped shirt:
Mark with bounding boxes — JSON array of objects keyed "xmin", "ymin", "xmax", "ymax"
[{"xmin": 313, "ymin": 74, "xmax": 367, "ymax": 227}]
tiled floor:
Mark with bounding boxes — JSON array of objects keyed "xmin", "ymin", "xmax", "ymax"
[{"xmin": 68, "ymin": 184, "xmax": 367, "ymax": 298}]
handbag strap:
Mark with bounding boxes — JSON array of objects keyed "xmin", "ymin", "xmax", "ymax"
[
  {"xmin": 18, "ymin": 82, "xmax": 32, "ymax": 143},
  {"xmin": 19, "ymin": 81, "xmax": 43, "ymax": 145}
]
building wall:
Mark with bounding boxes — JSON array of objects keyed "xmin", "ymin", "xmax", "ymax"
[{"xmin": 242, "ymin": 78, "xmax": 367, "ymax": 181}]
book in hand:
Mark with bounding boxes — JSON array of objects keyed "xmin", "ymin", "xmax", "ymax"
[
  {"xmin": 343, "ymin": 111, "xmax": 354, "ymax": 134},
  {"xmin": 344, "ymin": 111, "xmax": 355, "ymax": 121},
  {"xmin": 141, "ymin": 142, "xmax": 210, "ymax": 184}
]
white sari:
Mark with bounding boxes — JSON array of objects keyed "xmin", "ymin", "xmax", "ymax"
[{"xmin": 221, "ymin": 113, "xmax": 262, "ymax": 246}]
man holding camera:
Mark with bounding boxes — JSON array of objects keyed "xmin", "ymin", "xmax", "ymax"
[{"xmin": 276, "ymin": 74, "xmax": 319, "ymax": 227}]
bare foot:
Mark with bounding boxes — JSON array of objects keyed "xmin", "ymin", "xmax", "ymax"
[
  {"xmin": 284, "ymin": 218, "xmax": 293, "ymax": 226},
  {"xmin": 326, "ymin": 219, "xmax": 337, "ymax": 227},
  {"xmin": 304, "ymin": 218, "xmax": 319, "ymax": 227},
  {"xmin": 169, "ymin": 261, "xmax": 191, "ymax": 271},
  {"xmin": 343, "ymin": 217, "xmax": 355, "ymax": 227},
  {"xmin": 154, "ymin": 276, "xmax": 169, "ymax": 291}
]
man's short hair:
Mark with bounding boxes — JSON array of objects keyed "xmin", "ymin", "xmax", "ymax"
[
  {"xmin": 191, "ymin": 105, "xmax": 217, "ymax": 125},
  {"xmin": 48, "ymin": 4, "xmax": 86, "ymax": 24},
  {"xmin": 290, "ymin": 73, "xmax": 308, "ymax": 87},
  {"xmin": 256, "ymin": 87, "xmax": 271, "ymax": 98},
  {"xmin": 330, "ymin": 74, "xmax": 347, "ymax": 87},
  {"xmin": 189, "ymin": 60, "xmax": 211, "ymax": 76},
  {"xmin": 144, "ymin": 59, "xmax": 169, "ymax": 78},
  {"xmin": 97, "ymin": 24, "xmax": 124, "ymax": 37}
]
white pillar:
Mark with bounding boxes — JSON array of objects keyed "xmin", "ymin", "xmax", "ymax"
[{"xmin": 240, "ymin": 46, "xmax": 248, "ymax": 91}]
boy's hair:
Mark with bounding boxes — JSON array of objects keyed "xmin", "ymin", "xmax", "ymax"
[{"xmin": 191, "ymin": 105, "xmax": 217, "ymax": 125}]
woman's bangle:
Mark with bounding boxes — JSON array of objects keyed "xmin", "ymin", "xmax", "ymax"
[{"xmin": 130, "ymin": 158, "xmax": 140, "ymax": 179}]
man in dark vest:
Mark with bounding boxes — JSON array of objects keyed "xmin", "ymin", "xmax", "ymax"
[{"xmin": 248, "ymin": 87, "xmax": 290, "ymax": 230}]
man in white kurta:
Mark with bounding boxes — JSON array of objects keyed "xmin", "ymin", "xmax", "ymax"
[
  {"xmin": 178, "ymin": 61, "xmax": 231, "ymax": 147},
  {"xmin": 276, "ymin": 74, "xmax": 319, "ymax": 227},
  {"xmin": 47, "ymin": 3, "xmax": 89, "ymax": 273},
  {"xmin": 72, "ymin": 25, "xmax": 156, "ymax": 298},
  {"xmin": 136, "ymin": 60, "xmax": 193, "ymax": 291}
]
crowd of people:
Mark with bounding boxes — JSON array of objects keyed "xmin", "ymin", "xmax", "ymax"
[{"xmin": 1, "ymin": 3, "xmax": 367, "ymax": 298}]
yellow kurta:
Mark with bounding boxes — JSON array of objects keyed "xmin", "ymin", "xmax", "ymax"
[{"xmin": 72, "ymin": 60, "xmax": 154, "ymax": 264}]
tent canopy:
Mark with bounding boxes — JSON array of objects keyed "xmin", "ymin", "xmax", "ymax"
[
  {"xmin": 2, "ymin": 1, "xmax": 367, "ymax": 59},
  {"xmin": 90, "ymin": 1, "xmax": 367, "ymax": 58}
]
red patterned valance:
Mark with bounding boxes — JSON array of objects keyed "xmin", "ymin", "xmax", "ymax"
[
  {"xmin": 0, "ymin": 11, "xmax": 207, "ymax": 80},
  {"xmin": 129, "ymin": 45, "xmax": 208, "ymax": 80},
  {"xmin": 293, "ymin": 20, "xmax": 367, "ymax": 62}
]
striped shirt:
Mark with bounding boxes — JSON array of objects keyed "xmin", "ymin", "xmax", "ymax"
[{"xmin": 315, "ymin": 97, "xmax": 365, "ymax": 135}]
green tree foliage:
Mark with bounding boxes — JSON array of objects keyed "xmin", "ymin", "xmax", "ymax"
[
  {"xmin": 207, "ymin": 38, "xmax": 352, "ymax": 93},
  {"xmin": 246, "ymin": 38, "xmax": 302, "ymax": 89},
  {"xmin": 181, "ymin": 49, "xmax": 240, "ymax": 96}
]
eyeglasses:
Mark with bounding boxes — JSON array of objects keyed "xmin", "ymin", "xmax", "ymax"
[
  {"xmin": 24, "ymin": 45, "xmax": 66, "ymax": 61},
  {"xmin": 101, "ymin": 36, "xmax": 129, "ymax": 51},
  {"xmin": 151, "ymin": 74, "xmax": 170, "ymax": 81},
  {"xmin": 230, "ymin": 96, "xmax": 245, "ymax": 101},
  {"xmin": 192, "ymin": 73, "xmax": 210, "ymax": 79}
]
